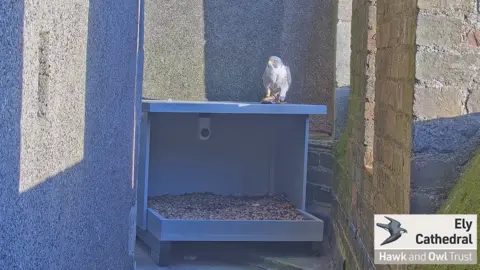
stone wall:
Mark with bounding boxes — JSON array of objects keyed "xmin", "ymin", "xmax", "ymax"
[
  {"xmin": 331, "ymin": 0, "xmax": 480, "ymax": 269},
  {"xmin": 411, "ymin": 0, "xmax": 480, "ymax": 214},
  {"xmin": 142, "ymin": 0, "xmax": 336, "ymax": 134},
  {"xmin": 0, "ymin": 1, "xmax": 140, "ymax": 269}
]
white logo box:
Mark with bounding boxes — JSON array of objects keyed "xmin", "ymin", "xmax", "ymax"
[{"xmin": 374, "ymin": 214, "xmax": 477, "ymax": 250}]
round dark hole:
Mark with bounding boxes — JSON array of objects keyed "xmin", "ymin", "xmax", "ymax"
[{"xmin": 200, "ymin": 128, "xmax": 210, "ymax": 138}]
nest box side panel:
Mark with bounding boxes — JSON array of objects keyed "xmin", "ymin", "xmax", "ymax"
[
  {"xmin": 137, "ymin": 113, "xmax": 151, "ymax": 230},
  {"xmin": 273, "ymin": 115, "xmax": 309, "ymax": 209}
]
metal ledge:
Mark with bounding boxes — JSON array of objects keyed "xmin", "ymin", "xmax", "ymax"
[
  {"xmin": 146, "ymin": 208, "xmax": 324, "ymax": 242},
  {"xmin": 142, "ymin": 100, "xmax": 327, "ymax": 115}
]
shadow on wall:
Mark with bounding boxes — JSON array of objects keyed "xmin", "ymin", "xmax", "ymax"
[
  {"xmin": 410, "ymin": 113, "xmax": 480, "ymax": 214},
  {"xmin": 0, "ymin": 0, "xmax": 140, "ymax": 269}
]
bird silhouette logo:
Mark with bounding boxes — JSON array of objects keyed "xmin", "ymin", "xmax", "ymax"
[{"xmin": 376, "ymin": 216, "xmax": 408, "ymax": 246}]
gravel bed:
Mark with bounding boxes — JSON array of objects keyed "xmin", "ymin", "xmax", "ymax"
[{"xmin": 148, "ymin": 192, "xmax": 306, "ymax": 220}]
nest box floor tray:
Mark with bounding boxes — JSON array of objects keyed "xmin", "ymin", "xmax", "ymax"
[{"xmin": 136, "ymin": 100, "xmax": 328, "ymax": 266}]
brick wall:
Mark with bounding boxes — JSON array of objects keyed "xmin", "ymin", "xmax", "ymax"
[
  {"xmin": 411, "ymin": 0, "xmax": 480, "ymax": 214},
  {"xmin": 306, "ymin": 141, "xmax": 334, "ymax": 208}
]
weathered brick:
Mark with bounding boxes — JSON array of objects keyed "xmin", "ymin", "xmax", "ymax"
[
  {"xmin": 307, "ymin": 167, "xmax": 333, "ymax": 186},
  {"xmin": 396, "ymin": 46, "xmax": 411, "ymax": 79},
  {"xmin": 391, "ymin": 144, "xmax": 403, "ymax": 176},
  {"xmin": 400, "ymin": 15, "xmax": 416, "ymax": 45},
  {"xmin": 402, "ymin": 173, "xmax": 411, "ymax": 211},
  {"xmin": 375, "ymin": 78, "xmax": 384, "ymax": 98},
  {"xmin": 382, "ymin": 168, "xmax": 398, "ymax": 205},
  {"xmin": 390, "ymin": 80, "xmax": 402, "ymax": 109},
  {"xmin": 392, "ymin": 81, "xmax": 403, "ymax": 111},
  {"xmin": 351, "ymin": 181, "xmax": 358, "ymax": 209},
  {"xmin": 415, "ymin": 51, "xmax": 478, "ymax": 85},
  {"xmin": 388, "ymin": 18, "xmax": 401, "ymax": 47},
  {"xmin": 395, "ymin": 113, "xmax": 409, "ymax": 147},
  {"xmin": 319, "ymin": 151, "xmax": 334, "ymax": 169},
  {"xmin": 307, "ymin": 182, "xmax": 333, "ymax": 203},
  {"xmin": 391, "ymin": 0, "xmax": 403, "ymax": 14},
  {"xmin": 417, "ymin": 0, "xmax": 474, "ymax": 13},
  {"xmin": 467, "ymin": 88, "xmax": 480, "ymax": 112},
  {"xmin": 377, "ymin": 24, "xmax": 390, "ymax": 48},
  {"xmin": 362, "ymin": 204, "xmax": 375, "ymax": 235},
  {"xmin": 374, "ymin": 137, "xmax": 383, "ymax": 163},
  {"xmin": 376, "ymin": 0, "xmax": 385, "ymax": 24},
  {"xmin": 363, "ymin": 178, "xmax": 375, "ymax": 207},
  {"xmin": 413, "ymin": 86, "xmax": 463, "ymax": 119},
  {"xmin": 385, "ymin": 109, "xmax": 397, "ymax": 137},
  {"xmin": 306, "ymin": 183, "xmax": 315, "ymax": 204},
  {"xmin": 382, "ymin": 139, "xmax": 394, "ymax": 170},
  {"xmin": 402, "ymin": 0, "xmax": 417, "ymax": 15},
  {"xmin": 466, "ymin": 29, "xmax": 480, "ymax": 47},
  {"xmin": 374, "ymin": 193, "xmax": 392, "ymax": 214},
  {"xmin": 416, "ymin": 13, "xmax": 464, "ymax": 48},
  {"xmin": 401, "ymin": 79, "xmax": 414, "ymax": 114},
  {"xmin": 308, "ymin": 151, "xmax": 320, "ymax": 166}
]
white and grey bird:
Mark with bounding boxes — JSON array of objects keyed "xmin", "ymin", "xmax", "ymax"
[{"xmin": 261, "ymin": 56, "xmax": 291, "ymax": 104}]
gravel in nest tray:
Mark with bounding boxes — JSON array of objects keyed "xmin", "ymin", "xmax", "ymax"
[{"xmin": 148, "ymin": 192, "xmax": 306, "ymax": 220}]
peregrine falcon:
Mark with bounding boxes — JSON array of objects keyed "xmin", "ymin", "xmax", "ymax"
[{"xmin": 261, "ymin": 56, "xmax": 291, "ymax": 104}]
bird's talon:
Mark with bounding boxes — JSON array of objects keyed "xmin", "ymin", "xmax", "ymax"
[
  {"xmin": 261, "ymin": 96, "xmax": 276, "ymax": 104},
  {"xmin": 266, "ymin": 89, "xmax": 271, "ymax": 97}
]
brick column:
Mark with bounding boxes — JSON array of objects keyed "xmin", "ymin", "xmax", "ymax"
[
  {"xmin": 350, "ymin": 0, "xmax": 378, "ymax": 258},
  {"xmin": 375, "ymin": 0, "xmax": 415, "ymax": 215},
  {"xmin": 331, "ymin": 0, "xmax": 378, "ymax": 269}
]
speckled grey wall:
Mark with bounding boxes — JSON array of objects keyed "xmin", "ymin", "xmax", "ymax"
[
  {"xmin": 143, "ymin": 0, "xmax": 335, "ymax": 133},
  {"xmin": 0, "ymin": 0, "xmax": 140, "ymax": 269}
]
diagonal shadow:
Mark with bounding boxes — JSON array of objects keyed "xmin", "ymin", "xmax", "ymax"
[
  {"xmin": 0, "ymin": 0, "xmax": 142, "ymax": 269},
  {"xmin": 0, "ymin": 0, "xmax": 25, "ymax": 267}
]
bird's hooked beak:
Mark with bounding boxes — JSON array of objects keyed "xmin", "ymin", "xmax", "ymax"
[{"xmin": 402, "ymin": 229, "xmax": 408, "ymax": 233}]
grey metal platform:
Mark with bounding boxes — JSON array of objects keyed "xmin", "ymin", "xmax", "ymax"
[{"xmin": 136, "ymin": 100, "xmax": 327, "ymax": 266}]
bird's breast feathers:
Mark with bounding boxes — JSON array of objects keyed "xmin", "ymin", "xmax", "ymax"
[{"xmin": 272, "ymin": 66, "xmax": 288, "ymax": 85}]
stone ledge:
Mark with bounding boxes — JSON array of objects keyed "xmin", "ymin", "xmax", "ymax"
[
  {"xmin": 308, "ymin": 139, "xmax": 334, "ymax": 150},
  {"xmin": 307, "ymin": 166, "xmax": 333, "ymax": 186},
  {"xmin": 307, "ymin": 182, "xmax": 333, "ymax": 205}
]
